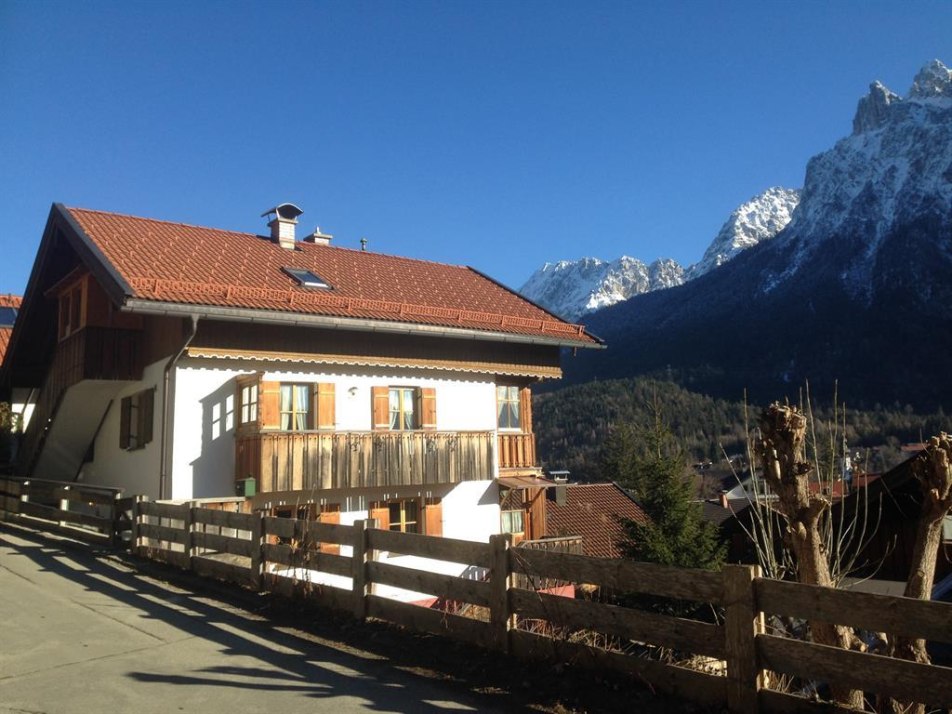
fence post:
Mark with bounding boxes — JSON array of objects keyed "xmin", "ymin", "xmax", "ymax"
[
  {"xmin": 58, "ymin": 485, "xmax": 70, "ymax": 528},
  {"xmin": 131, "ymin": 495, "xmax": 147, "ymax": 556},
  {"xmin": 19, "ymin": 479, "xmax": 30, "ymax": 517},
  {"xmin": 489, "ymin": 533, "xmax": 512, "ymax": 653},
  {"xmin": 352, "ymin": 519, "xmax": 371, "ymax": 621},
  {"xmin": 249, "ymin": 509, "xmax": 264, "ymax": 592},
  {"xmin": 184, "ymin": 502, "xmax": 195, "ymax": 570},
  {"xmin": 724, "ymin": 564, "xmax": 765, "ymax": 714}
]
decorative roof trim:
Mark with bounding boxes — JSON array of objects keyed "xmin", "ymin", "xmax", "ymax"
[
  {"xmin": 125, "ymin": 276, "xmax": 594, "ymax": 340},
  {"xmin": 185, "ymin": 346, "xmax": 563, "ymax": 379}
]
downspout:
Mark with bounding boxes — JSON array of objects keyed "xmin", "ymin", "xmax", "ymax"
[{"xmin": 159, "ymin": 314, "xmax": 199, "ymax": 500}]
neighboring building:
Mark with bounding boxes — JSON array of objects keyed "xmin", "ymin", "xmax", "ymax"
[
  {"xmin": 0, "ymin": 203, "xmax": 601, "ymax": 545},
  {"xmin": 0, "ymin": 295, "xmax": 30, "ymax": 453},
  {"xmin": 542, "ymin": 482, "xmax": 648, "ymax": 559},
  {"xmin": 0, "ymin": 295, "xmax": 20, "ymax": 366}
]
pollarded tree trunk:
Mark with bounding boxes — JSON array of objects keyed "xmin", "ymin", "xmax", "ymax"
[
  {"xmin": 886, "ymin": 433, "xmax": 952, "ymax": 714},
  {"xmin": 756, "ymin": 403, "xmax": 864, "ymax": 710}
]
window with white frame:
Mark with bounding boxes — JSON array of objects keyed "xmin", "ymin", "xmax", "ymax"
[{"xmin": 280, "ymin": 384, "xmax": 311, "ymax": 430}]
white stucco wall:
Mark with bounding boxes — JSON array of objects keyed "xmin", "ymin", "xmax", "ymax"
[
  {"xmin": 83, "ymin": 358, "xmax": 166, "ymax": 497},
  {"xmin": 441, "ymin": 480, "xmax": 501, "ymax": 542},
  {"xmin": 170, "ymin": 364, "xmax": 246, "ymax": 500},
  {"xmin": 164, "ymin": 358, "xmax": 502, "ymax": 501},
  {"xmin": 262, "ymin": 366, "xmax": 497, "ymax": 433}
]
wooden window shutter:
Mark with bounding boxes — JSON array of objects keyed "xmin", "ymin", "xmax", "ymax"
[
  {"xmin": 369, "ymin": 501, "xmax": 390, "ymax": 529},
  {"xmin": 119, "ymin": 396, "xmax": 131, "ymax": 449},
  {"xmin": 315, "ymin": 382, "xmax": 335, "ymax": 430},
  {"xmin": 421, "ymin": 387, "xmax": 437, "ymax": 431},
  {"xmin": 424, "ymin": 497, "xmax": 442, "ymax": 537},
  {"xmin": 371, "ymin": 386, "xmax": 390, "ymax": 431},
  {"xmin": 259, "ymin": 380, "xmax": 281, "ymax": 428},
  {"xmin": 519, "ymin": 387, "xmax": 533, "ymax": 433},
  {"xmin": 140, "ymin": 388, "xmax": 154, "ymax": 445}
]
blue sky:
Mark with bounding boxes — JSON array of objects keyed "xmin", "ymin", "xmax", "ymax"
[{"xmin": 1, "ymin": 1, "xmax": 949, "ymax": 295}]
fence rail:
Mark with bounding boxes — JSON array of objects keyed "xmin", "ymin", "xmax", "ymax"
[
  {"xmin": 0, "ymin": 476, "xmax": 130, "ymax": 544},
  {"xmin": 5, "ymin": 485, "xmax": 951, "ymax": 713}
]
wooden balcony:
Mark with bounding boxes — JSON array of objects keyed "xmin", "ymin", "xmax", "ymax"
[
  {"xmin": 18, "ymin": 327, "xmax": 141, "ymax": 476},
  {"xmin": 498, "ymin": 431, "xmax": 537, "ymax": 470},
  {"xmin": 237, "ymin": 431, "xmax": 495, "ymax": 494},
  {"xmin": 51, "ymin": 327, "xmax": 141, "ymax": 393}
]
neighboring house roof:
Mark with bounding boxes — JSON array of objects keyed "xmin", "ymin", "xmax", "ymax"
[
  {"xmin": 544, "ymin": 482, "xmax": 648, "ymax": 559},
  {"xmin": 0, "ymin": 295, "xmax": 21, "ymax": 366},
  {"xmin": 61, "ymin": 206, "xmax": 600, "ymax": 347},
  {"xmin": 700, "ymin": 499, "xmax": 746, "ymax": 527}
]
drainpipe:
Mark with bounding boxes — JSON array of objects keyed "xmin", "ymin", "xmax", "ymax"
[{"xmin": 159, "ymin": 314, "xmax": 199, "ymax": 500}]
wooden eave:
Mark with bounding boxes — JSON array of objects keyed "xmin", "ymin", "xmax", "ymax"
[{"xmin": 186, "ymin": 346, "xmax": 563, "ymax": 379}]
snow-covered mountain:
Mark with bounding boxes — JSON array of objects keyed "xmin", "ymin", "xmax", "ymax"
[
  {"xmin": 760, "ymin": 59, "xmax": 952, "ymax": 301},
  {"xmin": 520, "ymin": 186, "xmax": 799, "ymax": 321},
  {"xmin": 567, "ymin": 60, "xmax": 952, "ymax": 409},
  {"xmin": 519, "ymin": 256, "xmax": 684, "ymax": 321},
  {"xmin": 686, "ymin": 187, "xmax": 800, "ymax": 279}
]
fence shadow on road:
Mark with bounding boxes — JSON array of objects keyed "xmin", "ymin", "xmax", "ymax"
[{"xmin": 1, "ymin": 525, "xmax": 506, "ymax": 713}]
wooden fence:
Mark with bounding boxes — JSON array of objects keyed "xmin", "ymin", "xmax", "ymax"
[
  {"xmin": 126, "ymin": 499, "xmax": 952, "ymax": 713},
  {"xmin": 0, "ymin": 476, "xmax": 133, "ymax": 545}
]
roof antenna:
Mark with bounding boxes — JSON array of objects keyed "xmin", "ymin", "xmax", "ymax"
[{"xmin": 360, "ymin": 237, "xmax": 368, "ymax": 252}]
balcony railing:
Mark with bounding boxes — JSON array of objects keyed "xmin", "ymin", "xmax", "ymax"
[
  {"xmin": 498, "ymin": 431, "xmax": 536, "ymax": 470},
  {"xmin": 18, "ymin": 327, "xmax": 141, "ymax": 476},
  {"xmin": 237, "ymin": 431, "xmax": 495, "ymax": 494}
]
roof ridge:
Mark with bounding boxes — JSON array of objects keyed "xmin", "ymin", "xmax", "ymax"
[
  {"xmin": 68, "ymin": 206, "xmax": 473, "ymax": 271},
  {"xmin": 67, "ymin": 206, "xmax": 257, "ymax": 238}
]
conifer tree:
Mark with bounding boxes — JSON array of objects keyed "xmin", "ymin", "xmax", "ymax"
[{"xmin": 605, "ymin": 410, "xmax": 725, "ymax": 571}]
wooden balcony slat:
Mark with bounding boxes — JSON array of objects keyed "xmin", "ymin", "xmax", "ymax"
[{"xmin": 238, "ymin": 431, "xmax": 497, "ymax": 494}]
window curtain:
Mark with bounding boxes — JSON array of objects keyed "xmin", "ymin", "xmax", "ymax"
[{"xmin": 294, "ymin": 385, "xmax": 309, "ymax": 430}]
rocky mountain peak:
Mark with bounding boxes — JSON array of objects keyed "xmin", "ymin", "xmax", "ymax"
[
  {"xmin": 852, "ymin": 81, "xmax": 900, "ymax": 135},
  {"xmin": 687, "ymin": 187, "xmax": 800, "ymax": 279},
  {"xmin": 908, "ymin": 59, "xmax": 952, "ymax": 100}
]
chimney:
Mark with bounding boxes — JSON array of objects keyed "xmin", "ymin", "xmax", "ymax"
[
  {"xmin": 303, "ymin": 226, "xmax": 333, "ymax": 246},
  {"xmin": 261, "ymin": 203, "xmax": 304, "ymax": 250}
]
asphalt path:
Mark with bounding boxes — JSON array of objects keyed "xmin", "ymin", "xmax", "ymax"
[{"xmin": 0, "ymin": 525, "xmax": 503, "ymax": 714}]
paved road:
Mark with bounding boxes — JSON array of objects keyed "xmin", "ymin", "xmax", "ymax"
[{"xmin": 0, "ymin": 526, "xmax": 500, "ymax": 714}]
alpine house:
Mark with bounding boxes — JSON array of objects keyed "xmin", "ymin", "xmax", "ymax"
[{"xmin": 0, "ymin": 203, "xmax": 602, "ymax": 543}]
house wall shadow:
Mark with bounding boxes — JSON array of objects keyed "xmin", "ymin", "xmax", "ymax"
[{"xmin": 189, "ymin": 380, "xmax": 238, "ymax": 498}]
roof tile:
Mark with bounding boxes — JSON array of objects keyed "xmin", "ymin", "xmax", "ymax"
[
  {"xmin": 67, "ymin": 208, "xmax": 598, "ymax": 345},
  {"xmin": 544, "ymin": 483, "xmax": 648, "ymax": 559}
]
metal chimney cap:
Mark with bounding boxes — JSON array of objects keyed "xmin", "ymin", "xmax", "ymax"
[{"xmin": 261, "ymin": 203, "xmax": 304, "ymax": 222}]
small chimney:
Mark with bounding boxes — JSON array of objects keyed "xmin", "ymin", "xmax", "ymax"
[
  {"xmin": 261, "ymin": 203, "xmax": 304, "ymax": 250},
  {"xmin": 303, "ymin": 226, "xmax": 333, "ymax": 246},
  {"xmin": 360, "ymin": 237, "xmax": 368, "ymax": 252}
]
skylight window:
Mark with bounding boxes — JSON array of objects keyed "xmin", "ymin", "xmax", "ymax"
[
  {"xmin": 282, "ymin": 267, "xmax": 331, "ymax": 289},
  {"xmin": 0, "ymin": 306, "xmax": 17, "ymax": 327}
]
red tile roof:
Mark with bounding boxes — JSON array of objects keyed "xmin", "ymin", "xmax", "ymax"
[
  {"xmin": 0, "ymin": 295, "xmax": 21, "ymax": 365},
  {"xmin": 65, "ymin": 208, "xmax": 598, "ymax": 345},
  {"xmin": 544, "ymin": 483, "xmax": 648, "ymax": 559},
  {"xmin": 0, "ymin": 329, "xmax": 11, "ymax": 365}
]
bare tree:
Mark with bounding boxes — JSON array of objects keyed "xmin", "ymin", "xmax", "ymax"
[
  {"xmin": 884, "ymin": 433, "xmax": 952, "ymax": 714},
  {"xmin": 754, "ymin": 402, "xmax": 864, "ymax": 709}
]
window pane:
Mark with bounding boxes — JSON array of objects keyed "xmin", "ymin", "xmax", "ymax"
[
  {"xmin": 404, "ymin": 499, "xmax": 419, "ymax": 522},
  {"xmin": 507, "ymin": 402, "xmax": 520, "ymax": 429},
  {"xmin": 402, "ymin": 389, "xmax": 415, "ymax": 429},
  {"xmin": 389, "ymin": 502, "xmax": 401, "ymax": 530},
  {"xmin": 295, "ymin": 385, "xmax": 309, "ymax": 411},
  {"xmin": 280, "ymin": 385, "xmax": 292, "ymax": 411},
  {"xmin": 502, "ymin": 510, "xmax": 524, "ymax": 533}
]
